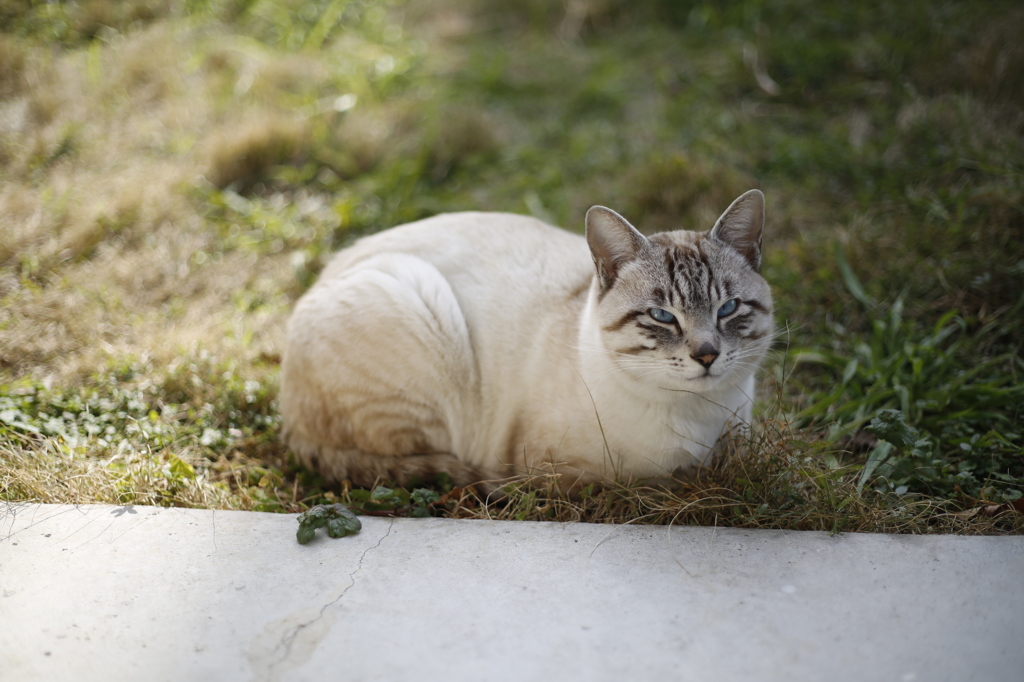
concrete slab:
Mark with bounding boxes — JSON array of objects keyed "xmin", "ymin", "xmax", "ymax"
[{"xmin": 1, "ymin": 503, "xmax": 1022, "ymax": 682}]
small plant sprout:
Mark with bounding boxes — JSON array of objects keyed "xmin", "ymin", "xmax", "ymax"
[{"xmin": 296, "ymin": 504, "xmax": 362, "ymax": 544}]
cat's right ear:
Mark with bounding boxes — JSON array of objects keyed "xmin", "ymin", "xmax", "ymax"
[
  {"xmin": 586, "ymin": 206, "xmax": 649, "ymax": 292},
  {"xmin": 708, "ymin": 189, "xmax": 765, "ymax": 272}
]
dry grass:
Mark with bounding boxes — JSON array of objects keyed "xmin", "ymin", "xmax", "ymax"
[
  {"xmin": 455, "ymin": 425, "xmax": 1024, "ymax": 535},
  {"xmin": 1, "ymin": 434, "xmax": 232, "ymax": 509},
  {"xmin": 628, "ymin": 153, "xmax": 755, "ymax": 234},
  {"xmin": 0, "ymin": 35, "xmax": 27, "ymax": 99},
  {"xmin": 8, "ymin": 408, "xmax": 1019, "ymax": 534},
  {"xmin": 337, "ymin": 413, "xmax": 1017, "ymax": 535},
  {"xmin": 204, "ymin": 113, "xmax": 311, "ymax": 190},
  {"xmin": 0, "ymin": 18, "xmax": 295, "ymax": 384}
]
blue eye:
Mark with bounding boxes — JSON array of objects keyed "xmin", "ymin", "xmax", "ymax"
[
  {"xmin": 717, "ymin": 299, "xmax": 739, "ymax": 317},
  {"xmin": 649, "ymin": 307, "xmax": 675, "ymax": 323}
]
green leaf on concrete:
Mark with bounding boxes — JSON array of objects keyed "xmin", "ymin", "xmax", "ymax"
[
  {"xmin": 296, "ymin": 503, "xmax": 361, "ymax": 544},
  {"xmin": 296, "ymin": 524, "xmax": 316, "ymax": 545},
  {"xmin": 325, "ymin": 506, "xmax": 362, "ymax": 538}
]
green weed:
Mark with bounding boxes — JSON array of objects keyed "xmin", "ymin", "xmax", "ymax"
[
  {"xmin": 296, "ymin": 503, "xmax": 361, "ymax": 544},
  {"xmin": 789, "ymin": 250, "xmax": 1023, "ymax": 503}
]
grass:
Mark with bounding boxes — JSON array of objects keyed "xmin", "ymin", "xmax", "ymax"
[{"xmin": 1, "ymin": 0, "xmax": 1022, "ymax": 534}]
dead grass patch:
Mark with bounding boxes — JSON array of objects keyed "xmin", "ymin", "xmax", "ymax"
[
  {"xmin": 204, "ymin": 113, "xmax": 311, "ymax": 190},
  {"xmin": 251, "ymin": 53, "xmax": 331, "ymax": 99},
  {"xmin": 425, "ymin": 104, "xmax": 500, "ymax": 181},
  {"xmin": 327, "ymin": 102, "xmax": 420, "ymax": 175},
  {"xmin": 109, "ymin": 26, "xmax": 183, "ymax": 104},
  {"xmin": 628, "ymin": 153, "xmax": 755, "ymax": 233},
  {"xmin": 0, "ymin": 35, "xmax": 27, "ymax": 99},
  {"xmin": 948, "ymin": 10, "xmax": 1024, "ymax": 116},
  {"xmin": 71, "ymin": 0, "xmax": 173, "ymax": 41},
  {"xmin": 441, "ymin": 419, "xmax": 1013, "ymax": 534},
  {"xmin": 0, "ymin": 435, "xmax": 233, "ymax": 509}
]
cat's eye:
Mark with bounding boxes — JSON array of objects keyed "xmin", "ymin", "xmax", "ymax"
[
  {"xmin": 717, "ymin": 299, "xmax": 739, "ymax": 317},
  {"xmin": 649, "ymin": 307, "xmax": 675, "ymax": 323}
]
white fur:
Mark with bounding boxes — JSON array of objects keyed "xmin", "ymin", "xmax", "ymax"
[{"xmin": 280, "ymin": 208, "xmax": 769, "ymax": 487}]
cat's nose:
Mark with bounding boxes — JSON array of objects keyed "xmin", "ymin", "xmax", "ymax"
[{"xmin": 691, "ymin": 342, "xmax": 720, "ymax": 368}]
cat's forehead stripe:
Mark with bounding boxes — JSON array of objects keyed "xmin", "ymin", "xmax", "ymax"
[{"xmin": 663, "ymin": 243, "xmax": 712, "ymax": 309}]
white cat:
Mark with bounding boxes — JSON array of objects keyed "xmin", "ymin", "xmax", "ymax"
[{"xmin": 280, "ymin": 190, "xmax": 773, "ymax": 490}]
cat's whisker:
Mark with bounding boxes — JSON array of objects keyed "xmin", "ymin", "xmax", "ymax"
[
  {"xmin": 727, "ymin": 363, "xmax": 769, "ymax": 376},
  {"xmin": 731, "ymin": 348, "xmax": 775, "ymax": 361},
  {"xmin": 730, "ymin": 356, "xmax": 774, "ymax": 369},
  {"xmin": 728, "ymin": 354, "xmax": 768, "ymax": 365}
]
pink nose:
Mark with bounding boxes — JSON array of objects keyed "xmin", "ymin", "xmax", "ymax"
[{"xmin": 691, "ymin": 342, "xmax": 720, "ymax": 368}]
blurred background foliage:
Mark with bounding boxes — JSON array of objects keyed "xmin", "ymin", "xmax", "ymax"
[{"xmin": 0, "ymin": 0, "xmax": 1021, "ymax": 527}]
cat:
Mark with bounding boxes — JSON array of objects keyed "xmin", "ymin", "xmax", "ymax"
[{"xmin": 279, "ymin": 189, "xmax": 773, "ymax": 491}]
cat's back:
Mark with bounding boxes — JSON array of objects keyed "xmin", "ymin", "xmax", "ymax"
[{"xmin": 321, "ymin": 211, "xmax": 590, "ymax": 293}]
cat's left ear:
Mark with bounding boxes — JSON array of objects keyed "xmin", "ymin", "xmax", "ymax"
[
  {"xmin": 709, "ymin": 189, "xmax": 765, "ymax": 272},
  {"xmin": 586, "ymin": 206, "xmax": 650, "ymax": 291}
]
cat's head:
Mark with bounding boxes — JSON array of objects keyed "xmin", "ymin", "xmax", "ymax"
[{"xmin": 585, "ymin": 189, "xmax": 773, "ymax": 391}]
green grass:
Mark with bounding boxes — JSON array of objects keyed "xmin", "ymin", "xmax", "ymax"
[
  {"xmin": 1, "ymin": 0, "xmax": 1021, "ymax": 533},
  {"xmin": 790, "ymin": 252, "xmax": 1023, "ymax": 502}
]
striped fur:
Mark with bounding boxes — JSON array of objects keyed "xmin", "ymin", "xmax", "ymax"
[{"xmin": 280, "ymin": 191, "xmax": 773, "ymax": 490}]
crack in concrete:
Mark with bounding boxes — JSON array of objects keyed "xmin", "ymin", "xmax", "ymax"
[
  {"xmin": 330, "ymin": 517, "xmax": 394, "ymax": 605},
  {"xmin": 259, "ymin": 518, "xmax": 395, "ymax": 680}
]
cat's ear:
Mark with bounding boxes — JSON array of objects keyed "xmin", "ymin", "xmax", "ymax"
[
  {"xmin": 586, "ymin": 206, "xmax": 649, "ymax": 291},
  {"xmin": 709, "ymin": 189, "xmax": 765, "ymax": 272}
]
